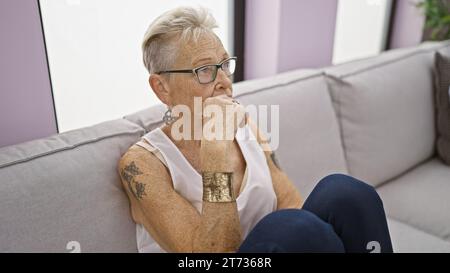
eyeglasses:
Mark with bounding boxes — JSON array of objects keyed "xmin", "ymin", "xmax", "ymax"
[{"xmin": 156, "ymin": 57, "xmax": 237, "ymax": 84}]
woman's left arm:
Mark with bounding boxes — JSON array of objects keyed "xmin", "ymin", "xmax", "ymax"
[{"xmin": 248, "ymin": 119, "xmax": 304, "ymax": 210}]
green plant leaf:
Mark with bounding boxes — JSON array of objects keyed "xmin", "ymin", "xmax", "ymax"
[
  {"xmin": 417, "ymin": 0, "xmax": 450, "ymax": 41},
  {"xmin": 431, "ymin": 27, "xmax": 441, "ymax": 40},
  {"xmin": 442, "ymin": 15, "xmax": 450, "ymax": 24}
]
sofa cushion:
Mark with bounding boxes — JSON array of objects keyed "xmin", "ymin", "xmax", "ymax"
[
  {"xmin": 434, "ymin": 52, "xmax": 450, "ymax": 165},
  {"xmin": 325, "ymin": 40, "xmax": 450, "ymax": 79},
  {"xmin": 377, "ymin": 158, "xmax": 450, "ymax": 243},
  {"xmin": 324, "ymin": 42, "xmax": 450, "ymax": 187},
  {"xmin": 387, "ymin": 218, "xmax": 450, "ymax": 253},
  {"xmin": 233, "ymin": 70, "xmax": 348, "ymax": 197},
  {"xmin": 0, "ymin": 119, "xmax": 144, "ymax": 252},
  {"xmin": 124, "ymin": 103, "xmax": 166, "ymax": 133}
]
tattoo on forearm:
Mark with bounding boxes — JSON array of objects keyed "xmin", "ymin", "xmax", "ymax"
[
  {"xmin": 121, "ymin": 161, "xmax": 147, "ymax": 200},
  {"xmin": 270, "ymin": 152, "xmax": 282, "ymax": 170}
]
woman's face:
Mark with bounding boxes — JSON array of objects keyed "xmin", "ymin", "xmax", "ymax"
[{"xmin": 160, "ymin": 33, "xmax": 233, "ymax": 111}]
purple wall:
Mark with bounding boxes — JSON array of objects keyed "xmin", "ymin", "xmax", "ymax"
[
  {"xmin": 245, "ymin": 0, "xmax": 338, "ymax": 80},
  {"xmin": 278, "ymin": 0, "xmax": 338, "ymax": 72},
  {"xmin": 244, "ymin": 0, "xmax": 281, "ymax": 80},
  {"xmin": 0, "ymin": 0, "xmax": 57, "ymax": 149},
  {"xmin": 388, "ymin": 0, "xmax": 425, "ymax": 49}
]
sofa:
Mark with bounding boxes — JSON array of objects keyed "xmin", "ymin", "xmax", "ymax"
[{"xmin": 1, "ymin": 40, "xmax": 449, "ymax": 253}]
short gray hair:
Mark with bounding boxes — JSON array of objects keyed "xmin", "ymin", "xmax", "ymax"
[{"xmin": 142, "ymin": 6, "xmax": 219, "ymax": 74}]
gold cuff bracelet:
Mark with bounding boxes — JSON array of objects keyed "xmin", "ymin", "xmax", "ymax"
[{"xmin": 202, "ymin": 172, "xmax": 235, "ymax": 203}]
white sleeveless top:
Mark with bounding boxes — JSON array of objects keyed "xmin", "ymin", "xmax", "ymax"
[{"xmin": 134, "ymin": 124, "xmax": 277, "ymax": 252}]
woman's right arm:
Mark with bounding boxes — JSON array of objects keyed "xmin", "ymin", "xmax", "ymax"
[{"xmin": 118, "ymin": 143, "xmax": 242, "ymax": 253}]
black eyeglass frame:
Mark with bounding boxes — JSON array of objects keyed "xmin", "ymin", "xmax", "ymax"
[{"xmin": 155, "ymin": 57, "xmax": 237, "ymax": 84}]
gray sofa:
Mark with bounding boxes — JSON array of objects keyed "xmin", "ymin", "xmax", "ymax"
[{"xmin": 1, "ymin": 40, "xmax": 449, "ymax": 252}]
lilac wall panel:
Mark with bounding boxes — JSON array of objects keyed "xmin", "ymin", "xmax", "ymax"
[
  {"xmin": 388, "ymin": 0, "xmax": 425, "ymax": 49},
  {"xmin": 244, "ymin": 0, "xmax": 338, "ymax": 80},
  {"xmin": 0, "ymin": 0, "xmax": 57, "ymax": 148},
  {"xmin": 244, "ymin": 0, "xmax": 281, "ymax": 80},
  {"xmin": 278, "ymin": 0, "xmax": 338, "ymax": 72}
]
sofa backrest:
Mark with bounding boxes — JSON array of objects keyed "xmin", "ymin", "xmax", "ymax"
[
  {"xmin": 324, "ymin": 41, "xmax": 450, "ymax": 187},
  {"xmin": 0, "ymin": 119, "xmax": 143, "ymax": 252},
  {"xmin": 124, "ymin": 103, "xmax": 166, "ymax": 133}
]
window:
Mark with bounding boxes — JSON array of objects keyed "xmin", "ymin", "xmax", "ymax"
[
  {"xmin": 39, "ymin": 0, "xmax": 234, "ymax": 132},
  {"xmin": 332, "ymin": 0, "xmax": 393, "ymax": 64}
]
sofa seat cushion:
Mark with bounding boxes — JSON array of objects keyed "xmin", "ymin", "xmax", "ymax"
[
  {"xmin": 387, "ymin": 218, "xmax": 450, "ymax": 253},
  {"xmin": 0, "ymin": 119, "xmax": 144, "ymax": 252},
  {"xmin": 377, "ymin": 158, "xmax": 450, "ymax": 243},
  {"xmin": 233, "ymin": 70, "xmax": 348, "ymax": 197}
]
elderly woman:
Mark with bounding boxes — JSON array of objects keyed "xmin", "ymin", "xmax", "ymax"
[{"xmin": 118, "ymin": 7, "xmax": 393, "ymax": 253}]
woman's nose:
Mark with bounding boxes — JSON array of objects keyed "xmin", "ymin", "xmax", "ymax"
[{"xmin": 215, "ymin": 68, "xmax": 233, "ymax": 92}]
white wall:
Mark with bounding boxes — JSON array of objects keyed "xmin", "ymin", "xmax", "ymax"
[
  {"xmin": 40, "ymin": 0, "xmax": 233, "ymax": 132},
  {"xmin": 332, "ymin": 0, "xmax": 392, "ymax": 64}
]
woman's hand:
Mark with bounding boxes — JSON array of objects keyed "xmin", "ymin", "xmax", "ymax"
[
  {"xmin": 200, "ymin": 95, "xmax": 246, "ymax": 172},
  {"xmin": 202, "ymin": 95, "xmax": 247, "ymax": 142}
]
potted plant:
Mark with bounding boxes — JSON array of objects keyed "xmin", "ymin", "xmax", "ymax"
[{"xmin": 417, "ymin": 0, "xmax": 450, "ymax": 41}]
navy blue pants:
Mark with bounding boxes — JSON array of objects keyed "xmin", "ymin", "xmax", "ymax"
[{"xmin": 237, "ymin": 174, "xmax": 393, "ymax": 253}]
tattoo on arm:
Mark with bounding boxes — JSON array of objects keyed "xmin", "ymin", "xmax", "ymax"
[
  {"xmin": 121, "ymin": 161, "xmax": 147, "ymax": 200},
  {"xmin": 270, "ymin": 152, "xmax": 282, "ymax": 170}
]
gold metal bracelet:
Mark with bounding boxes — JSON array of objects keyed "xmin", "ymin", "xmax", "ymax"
[{"xmin": 202, "ymin": 172, "xmax": 235, "ymax": 202}]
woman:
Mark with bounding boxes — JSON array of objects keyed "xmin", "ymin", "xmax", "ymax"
[{"xmin": 118, "ymin": 6, "xmax": 393, "ymax": 253}]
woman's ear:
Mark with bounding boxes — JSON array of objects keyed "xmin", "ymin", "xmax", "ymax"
[{"xmin": 149, "ymin": 74, "xmax": 172, "ymax": 106}]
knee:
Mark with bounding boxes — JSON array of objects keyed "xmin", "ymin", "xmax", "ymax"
[
  {"xmin": 258, "ymin": 209, "xmax": 323, "ymax": 231},
  {"xmin": 316, "ymin": 174, "xmax": 384, "ymax": 212},
  {"xmin": 245, "ymin": 209, "xmax": 344, "ymax": 252}
]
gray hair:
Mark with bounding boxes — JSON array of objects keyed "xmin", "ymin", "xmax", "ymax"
[{"xmin": 142, "ymin": 6, "xmax": 219, "ymax": 74}]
